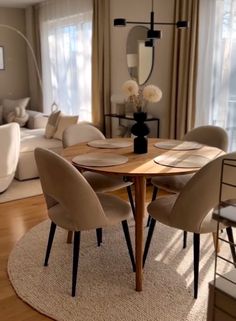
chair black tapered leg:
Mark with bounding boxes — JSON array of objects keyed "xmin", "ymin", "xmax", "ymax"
[
  {"xmin": 193, "ymin": 233, "xmax": 200, "ymax": 299},
  {"xmin": 126, "ymin": 186, "xmax": 135, "ymax": 218},
  {"xmin": 72, "ymin": 231, "xmax": 81, "ymax": 297},
  {"xmin": 152, "ymin": 186, "xmax": 158, "ymax": 201},
  {"xmin": 226, "ymin": 227, "xmax": 236, "ymax": 266},
  {"xmin": 146, "ymin": 187, "xmax": 159, "ymax": 227},
  {"xmin": 146, "ymin": 216, "xmax": 151, "ymax": 228},
  {"xmin": 122, "ymin": 220, "xmax": 136, "ymax": 272},
  {"xmin": 44, "ymin": 222, "xmax": 57, "ymax": 266},
  {"xmin": 143, "ymin": 218, "xmax": 157, "ymax": 267},
  {"xmin": 183, "ymin": 231, "xmax": 188, "ymax": 249},
  {"xmin": 96, "ymin": 228, "xmax": 102, "ymax": 247}
]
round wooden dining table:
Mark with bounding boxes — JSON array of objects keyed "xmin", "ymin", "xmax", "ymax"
[{"xmin": 63, "ymin": 138, "xmax": 223, "ymax": 292}]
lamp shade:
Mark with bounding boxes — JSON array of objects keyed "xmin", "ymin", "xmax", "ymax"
[
  {"xmin": 145, "ymin": 39, "xmax": 154, "ymax": 47},
  {"xmin": 147, "ymin": 29, "xmax": 162, "ymax": 39},
  {"xmin": 127, "ymin": 54, "xmax": 138, "ymax": 68}
]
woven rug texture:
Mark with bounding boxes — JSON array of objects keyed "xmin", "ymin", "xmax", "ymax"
[{"xmin": 8, "ymin": 218, "xmax": 232, "ymax": 321}]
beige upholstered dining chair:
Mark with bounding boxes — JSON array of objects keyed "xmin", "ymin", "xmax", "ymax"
[
  {"xmin": 147, "ymin": 125, "xmax": 229, "ymax": 247},
  {"xmin": 0, "ymin": 123, "xmax": 20, "ymax": 193},
  {"xmin": 35, "ymin": 148, "xmax": 135, "ymax": 297},
  {"xmin": 143, "ymin": 151, "xmax": 236, "ymax": 299},
  {"xmin": 63, "ymin": 123, "xmax": 135, "ymax": 245},
  {"xmin": 63, "ymin": 123, "xmax": 134, "ymax": 200}
]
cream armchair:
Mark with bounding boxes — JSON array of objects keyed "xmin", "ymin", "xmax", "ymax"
[{"xmin": 0, "ymin": 123, "xmax": 20, "ymax": 193}]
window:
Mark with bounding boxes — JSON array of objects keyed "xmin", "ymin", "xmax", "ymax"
[
  {"xmin": 39, "ymin": 0, "xmax": 92, "ymax": 121},
  {"xmin": 196, "ymin": 0, "xmax": 236, "ymax": 150}
]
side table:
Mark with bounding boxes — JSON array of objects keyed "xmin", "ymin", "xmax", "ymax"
[{"xmin": 104, "ymin": 113, "xmax": 160, "ymax": 138}]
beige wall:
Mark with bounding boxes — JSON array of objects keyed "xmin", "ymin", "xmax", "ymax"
[
  {"xmin": 0, "ymin": 8, "xmax": 30, "ymax": 103},
  {"xmin": 25, "ymin": 7, "xmax": 42, "ymax": 111},
  {"xmin": 110, "ymin": 0, "xmax": 175, "ymax": 138}
]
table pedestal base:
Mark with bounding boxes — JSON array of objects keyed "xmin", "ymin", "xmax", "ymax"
[{"xmin": 134, "ymin": 176, "xmax": 146, "ymax": 291}]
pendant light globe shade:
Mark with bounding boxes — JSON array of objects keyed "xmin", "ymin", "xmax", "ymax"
[
  {"xmin": 147, "ymin": 29, "xmax": 162, "ymax": 39},
  {"xmin": 114, "ymin": 18, "xmax": 127, "ymax": 26},
  {"xmin": 176, "ymin": 21, "xmax": 189, "ymax": 29}
]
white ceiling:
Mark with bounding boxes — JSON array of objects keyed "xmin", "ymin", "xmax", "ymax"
[{"xmin": 0, "ymin": 0, "xmax": 45, "ymax": 8}]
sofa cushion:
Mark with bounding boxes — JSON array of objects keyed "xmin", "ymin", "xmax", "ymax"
[
  {"xmin": 26, "ymin": 110, "xmax": 48, "ymax": 129},
  {"xmin": 2, "ymin": 97, "xmax": 30, "ymax": 123},
  {"xmin": 53, "ymin": 114, "xmax": 78, "ymax": 140},
  {"xmin": 15, "ymin": 128, "xmax": 63, "ymax": 180},
  {"xmin": 20, "ymin": 128, "xmax": 62, "ymax": 152},
  {"xmin": 6, "ymin": 106, "xmax": 29, "ymax": 127},
  {"xmin": 44, "ymin": 110, "xmax": 61, "ymax": 138}
]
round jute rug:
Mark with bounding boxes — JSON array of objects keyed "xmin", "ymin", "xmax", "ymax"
[{"xmin": 8, "ymin": 219, "xmax": 231, "ymax": 321}]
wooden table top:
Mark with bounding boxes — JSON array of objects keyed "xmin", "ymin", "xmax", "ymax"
[{"xmin": 63, "ymin": 138, "xmax": 223, "ymax": 177}]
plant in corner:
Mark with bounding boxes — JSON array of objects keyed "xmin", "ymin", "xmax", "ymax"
[{"xmin": 121, "ymin": 80, "xmax": 162, "ymax": 154}]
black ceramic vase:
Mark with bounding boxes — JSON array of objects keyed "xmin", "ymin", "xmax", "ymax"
[{"xmin": 131, "ymin": 112, "xmax": 150, "ymax": 154}]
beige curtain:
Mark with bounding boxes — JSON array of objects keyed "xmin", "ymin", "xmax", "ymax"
[
  {"xmin": 169, "ymin": 0, "xmax": 199, "ymax": 139},
  {"xmin": 25, "ymin": 5, "xmax": 43, "ymax": 112},
  {"xmin": 92, "ymin": 0, "xmax": 111, "ymax": 131}
]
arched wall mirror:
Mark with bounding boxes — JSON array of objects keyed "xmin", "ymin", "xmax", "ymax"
[{"xmin": 126, "ymin": 26, "xmax": 154, "ymax": 85}]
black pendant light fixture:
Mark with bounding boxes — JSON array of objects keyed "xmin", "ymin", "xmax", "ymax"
[{"xmin": 114, "ymin": 0, "xmax": 189, "ymax": 47}]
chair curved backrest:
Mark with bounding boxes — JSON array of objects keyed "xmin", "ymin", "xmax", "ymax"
[
  {"xmin": 183, "ymin": 125, "xmax": 228, "ymax": 152},
  {"xmin": 0, "ymin": 122, "xmax": 20, "ymax": 192},
  {"xmin": 62, "ymin": 123, "xmax": 105, "ymax": 148},
  {"xmin": 34, "ymin": 148, "xmax": 109, "ymax": 230},
  {"xmin": 170, "ymin": 151, "xmax": 236, "ymax": 233}
]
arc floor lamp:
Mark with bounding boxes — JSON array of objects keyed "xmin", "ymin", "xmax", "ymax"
[{"xmin": 0, "ymin": 23, "xmax": 43, "ymax": 95}]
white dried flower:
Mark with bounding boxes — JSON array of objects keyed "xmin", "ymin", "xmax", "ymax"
[
  {"xmin": 143, "ymin": 85, "xmax": 162, "ymax": 103},
  {"xmin": 122, "ymin": 80, "xmax": 139, "ymax": 97},
  {"xmin": 121, "ymin": 80, "xmax": 162, "ymax": 112}
]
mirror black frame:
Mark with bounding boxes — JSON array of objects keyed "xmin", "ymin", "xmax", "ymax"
[{"xmin": 126, "ymin": 26, "xmax": 154, "ymax": 85}]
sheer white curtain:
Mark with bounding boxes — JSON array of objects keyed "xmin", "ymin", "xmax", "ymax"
[
  {"xmin": 39, "ymin": 0, "xmax": 92, "ymax": 120},
  {"xmin": 196, "ymin": 0, "xmax": 236, "ymax": 151}
]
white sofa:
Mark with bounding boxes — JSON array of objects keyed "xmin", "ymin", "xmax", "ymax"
[
  {"xmin": 0, "ymin": 123, "xmax": 21, "ymax": 192},
  {"xmin": 15, "ymin": 110, "xmax": 63, "ymax": 180}
]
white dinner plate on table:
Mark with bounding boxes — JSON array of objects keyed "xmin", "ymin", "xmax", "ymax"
[
  {"xmin": 154, "ymin": 140, "xmax": 203, "ymax": 151},
  {"xmin": 72, "ymin": 152, "xmax": 128, "ymax": 167},
  {"xmin": 154, "ymin": 154, "xmax": 210, "ymax": 168},
  {"xmin": 87, "ymin": 139, "xmax": 132, "ymax": 149}
]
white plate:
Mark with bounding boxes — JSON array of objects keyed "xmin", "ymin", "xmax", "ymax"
[
  {"xmin": 154, "ymin": 140, "xmax": 203, "ymax": 151},
  {"xmin": 72, "ymin": 152, "xmax": 128, "ymax": 167},
  {"xmin": 154, "ymin": 154, "xmax": 210, "ymax": 168},
  {"xmin": 88, "ymin": 139, "xmax": 132, "ymax": 149}
]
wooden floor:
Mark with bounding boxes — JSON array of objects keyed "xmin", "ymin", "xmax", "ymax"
[{"xmin": 0, "ymin": 186, "xmax": 157, "ymax": 321}]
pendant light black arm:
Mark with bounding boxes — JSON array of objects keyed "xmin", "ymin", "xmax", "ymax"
[
  {"xmin": 113, "ymin": 0, "xmax": 189, "ymax": 47},
  {"xmin": 113, "ymin": 1, "xmax": 188, "ymax": 29},
  {"xmin": 113, "ymin": 19, "xmax": 189, "ymax": 29}
]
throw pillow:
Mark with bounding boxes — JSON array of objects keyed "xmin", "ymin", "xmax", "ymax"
[
  {"xmin": 44, "ymin": 110, "xmax": 61, "ymax": 139},
  {"xmin": 5, "ymin": 106, "xmax": 29, "ymax": 127},
  {"xmin": 53, "ymin": 115, "xmax": 79, "ymax": 140},
  {"xmin": 2, "ymin": 97, "xmax": 30, "ymax": 123}
]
